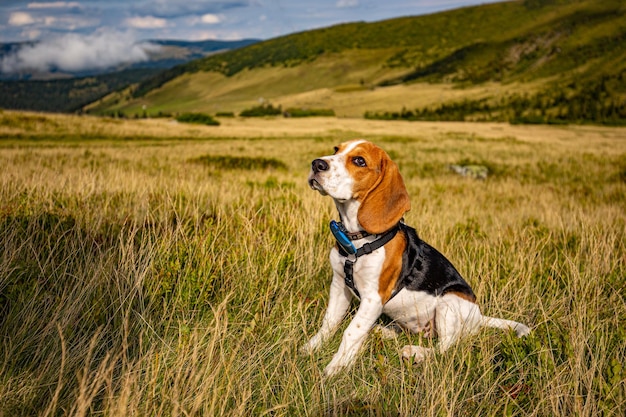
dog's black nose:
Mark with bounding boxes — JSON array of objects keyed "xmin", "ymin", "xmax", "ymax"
[{"xmin": 311, "ymin": 158, "xmax": 329, "ymax": 173}]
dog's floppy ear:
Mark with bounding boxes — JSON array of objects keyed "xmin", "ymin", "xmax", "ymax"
[{"xmin": 358, "ymin": 153, "xmax": 410, "ymax": 234}]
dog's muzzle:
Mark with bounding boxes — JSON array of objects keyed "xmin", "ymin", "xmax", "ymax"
[{"xmin": 308, "ymin": 158, "xmax": 329, "ymax": 194}]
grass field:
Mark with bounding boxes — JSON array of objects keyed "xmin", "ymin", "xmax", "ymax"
[{"xmin": 1, "ymin": 111, "xmax": 625, "ymax": 416}]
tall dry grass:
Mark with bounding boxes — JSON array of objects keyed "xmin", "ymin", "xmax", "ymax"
[{"xmin": 0, "ymin": 111, "xmax": 624, "ymax": 415}]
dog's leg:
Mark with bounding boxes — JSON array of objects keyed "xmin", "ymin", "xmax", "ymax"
[
  {"xmin": 301, "ymin": 272, "xmax": 352, "ymax": 354},
  {"xmin": 482, "ymin": 316, "xmax": 530, "ymax": 337},
  {"xmin": 324, "ymin": 295, "xmax": 383, "ymax": 377}
]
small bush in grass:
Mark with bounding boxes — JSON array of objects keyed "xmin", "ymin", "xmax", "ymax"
[
  {"xmin": 190, "ymin": 155, "xmax": 287, "ymax": 171},
  {"xmin": 283, "ymin": 108, "xmax": 335, "ymax": 117},
  {"xmin": 239, "ymin": 104, "xmax": 282, "ymax": 117},
  {"xmin": 215, "ymin": 111, "xmax": 236, "ymax": 118},
  {"xmin": 175, "ymin": 112, "xmax": 220, "ymax": 126}
]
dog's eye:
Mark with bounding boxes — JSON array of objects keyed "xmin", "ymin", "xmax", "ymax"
[
  {"xmin": 352, "ymin": 156, "xmax": 367, "ymax": 167},
  {"xmin": 333, "ymin": 146, "xmax": 339, "ymax": 154}
]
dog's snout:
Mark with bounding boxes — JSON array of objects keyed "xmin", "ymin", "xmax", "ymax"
[{"xmin": 312, "ymin": 158, "xmax": 329, "ymax": 173}]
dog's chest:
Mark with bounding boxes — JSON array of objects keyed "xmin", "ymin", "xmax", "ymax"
[{"xmin": 330, "ymin": 246, "xmax": 386, "ymax": 297}]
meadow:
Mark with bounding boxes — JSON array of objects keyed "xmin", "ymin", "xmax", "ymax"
[{"xmin": 0, "ymin": 110, "xmax": 625, "ymax": 416}]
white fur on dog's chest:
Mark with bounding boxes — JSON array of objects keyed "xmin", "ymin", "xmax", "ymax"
[{"xmin": 330, "ymin": 246, "xmax": 385, "ymax": 297}]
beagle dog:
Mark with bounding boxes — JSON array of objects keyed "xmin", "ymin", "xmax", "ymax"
[{"xmin": 302, "ymin": 139, "xmax": 530, "ymax": 377}]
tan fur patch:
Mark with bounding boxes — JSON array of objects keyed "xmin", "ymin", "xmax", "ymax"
[
  {"xmin": 447, "ymin": 290, "xmax": 477, "ymax": 304},
  {"xmin": 343, "ymin": 142, "xmax": 385, "ymax": 202},
  {"xmin": 378, "ymin": 233, "xmax": 406, "ymax": 304}
]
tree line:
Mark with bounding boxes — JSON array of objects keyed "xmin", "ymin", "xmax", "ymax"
[{"xmin": 366, "ymin": 73, "xmax": 626, "ymax": 125}]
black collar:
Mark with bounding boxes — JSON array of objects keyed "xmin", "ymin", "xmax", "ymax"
[
  {"xmin": 344, "ymin": 229, "xmax": 371, "ymax": 240},
  {"xmin": 336, "ymin": 225, "xmax": 399, "ymax": 258}
]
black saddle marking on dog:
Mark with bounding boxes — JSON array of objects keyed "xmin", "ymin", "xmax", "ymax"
[{"xmin": 396, "ymin": 223, "xmax": 476, "ymax": 300}]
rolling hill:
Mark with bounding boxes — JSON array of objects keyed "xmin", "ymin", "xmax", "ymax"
[{"xmin": 87, "ymin": 0, "xmax": 625, "ymax": 124}]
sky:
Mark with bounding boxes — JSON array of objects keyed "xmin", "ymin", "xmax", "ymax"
[{"xmin": 0, "ymin": 0, "xmax": 504, "ymax": 74}]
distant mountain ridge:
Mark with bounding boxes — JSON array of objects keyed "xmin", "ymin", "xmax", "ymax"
[{"xmin": 0, "ymin": 38, "xmax": 259, "ymax": 112}]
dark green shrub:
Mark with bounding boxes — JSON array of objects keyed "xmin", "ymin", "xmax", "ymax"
[
  {"xmin": 175, "ymin": 112, "xmax": 220, "ymax": 126},
  {"xmin": 283, "ymin": 108, "xmax": 335, "ymax": 117},
  {"xmin": 239, "ymin": 104, "xmax": 282, "ymax": 117},
  {"xmin": 189, "ymin": 155, "xmax": 287, "ymax": 171}
]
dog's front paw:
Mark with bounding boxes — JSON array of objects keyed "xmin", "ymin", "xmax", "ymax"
[
  {"xmin": 299, "ymin": 342, "xmax": 315, "ymax": 355},
  {"xmin": 400, "ymin": 345, "xmax": 432, "ymax": 363},
  {"xmin": 323, "ymin": 353, "xmax": 353, "ymax": 377},
  {"xmin": 323, "ymin": 362, "xmax": 344, "ymax": 378},
  {"xmin": 514, "ymin": 323, "xmax": 531, "ymax": 337},
  {"xmin": 300, "ymin": 335, "xmax": 322, "ymax": 355}
]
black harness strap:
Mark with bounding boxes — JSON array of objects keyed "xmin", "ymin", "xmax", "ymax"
[
  {"xmin": 343, "ymin": 259, "xmax": 357, "ymax": 296},
  {"xmin": 336, "ymin": 224, "xmax": 399, "ymax": 299}
]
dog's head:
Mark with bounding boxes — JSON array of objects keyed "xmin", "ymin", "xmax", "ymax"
[{"xmin": 308, "ymin": 139, "xmax": 410, "ymax": 234}]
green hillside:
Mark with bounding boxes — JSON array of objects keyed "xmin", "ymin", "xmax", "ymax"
[{"xmin": 88, "ymin": 0, "xmax": 626, "ymax": 124}]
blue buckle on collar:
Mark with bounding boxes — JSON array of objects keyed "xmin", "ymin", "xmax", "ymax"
[{"xmin": 330, "ymin": 220, "xmax": 357, "ymax": 255}]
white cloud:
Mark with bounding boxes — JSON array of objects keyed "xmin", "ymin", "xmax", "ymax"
[
  {"xmin": 0, "ymin": 30, "xmax": 161, "ymax": 73},
  {"xmin": 125, "ymin": 16, "xmax": 168, "ymax": 29},
  {"xmin": 189, "ymin": 30, "xmax": 218, "ymax": 41},
  {"xmin": 27, "ymin": 2, "xmax": 82, "ymax": 9},
  {"xmin": 336, "ymin": 0, "xmax": 359, "ymax": 8},
  {"xmin": 134, "ymin": 0, "xmax": 252, "ymax": 19},
  {"xmin": 201, "ymin": 14, "xmax": 221, "ymax": 24},
  {"xmin": 21, "ymin": 29, "xmax": 42, "ymax": 40},
  {"xmin": 9, "ymin": 12, "xmax": 36, "ymax": 26},
  {"xmin": 8, "ymin": 8, "xmax": 94, "ymax": 30},
  {"xmin": 42, "ymin": 15, "xmax": 95, "ymax": 30}
]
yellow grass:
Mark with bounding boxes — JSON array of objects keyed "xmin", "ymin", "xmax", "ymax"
[
  {"xmin": 3, "ymin": 109, "xmax": 622, "ymax": 144},
  {"xmin": 0, "ymin": 110, "xmax": 625, "ymax": 415}
]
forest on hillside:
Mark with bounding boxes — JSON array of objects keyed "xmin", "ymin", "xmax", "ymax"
[
  {"xmin": 366, "ymin": 72, "xmax": 626, "ymax": 126},
  {"xmin": 0, "ymin": 70, "xmax": 159, "ymax": 113}
]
